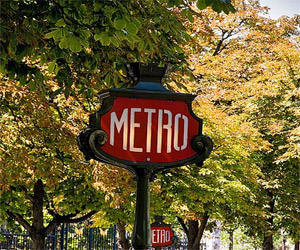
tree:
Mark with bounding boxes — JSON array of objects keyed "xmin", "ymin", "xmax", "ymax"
[
  {"xmin": 0, "ymin": 78, "xmax": 107, "ymax": 249},
  {"xmin": 151, "ymin": 98, "xmax": 267, "ymax": 250},
  {"xmin": 189, "ymin": 1, "xmax": 300, "ymax": 249},
  {"xmin": 0, "ymin": 1, "xmax": 236, "ymax": 249},
  {"xmin": 0, "ymin": 0, "xmax": 234, "ymax": 99}
]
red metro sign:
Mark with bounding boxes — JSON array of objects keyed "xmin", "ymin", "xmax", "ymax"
[
  {"xmin": 151, "ymin": 225, "xmax": 175, "ymax": 247},
  {"xmin": 78, "ymin": 66, "xmax": 213, "ymax": 171},
  {"xmin": 100, "ymin": 97, "xmax": 200, "ymax": 164},
  {"xmin": 78, "ymin": 87, "xmax": 213, "ymax": 170}
]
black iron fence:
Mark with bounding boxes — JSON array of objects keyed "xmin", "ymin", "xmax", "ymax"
[
  {"xmin": 0, "ymin": 224, "xmax": 116, "ymax": 250},
  {"xmin": 0, "ymin": 224, "xmax": 206, "ymax": 250},
  {"xmin": 55, "ymin": 224, "xmax": 117, "ymax": 250},
  {"xmin": 0, "ymin": 231, "xmax": 56, "ymax": 250}
]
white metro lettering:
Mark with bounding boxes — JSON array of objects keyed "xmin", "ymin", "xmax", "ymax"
[
  {"xmin": 109, "ymin": 108, "xmax": 188, "ymax": 153},
  {"xmin": 152, "ymin": 229, "xmax": 171, "ymax": 244}
]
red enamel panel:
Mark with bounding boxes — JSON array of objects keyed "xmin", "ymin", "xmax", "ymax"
[{"xmin": 100, "ymin": 97, "xmax": 200, "ymax": 164}]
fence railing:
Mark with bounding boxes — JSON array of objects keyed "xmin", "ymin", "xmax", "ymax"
[
  {"xmin": 1, "ymin": 224, "xmax": 206, "ymax": 250},
  {"xmin": 0, "ymin": 231, "xmax": 56, "ymax": 250}
]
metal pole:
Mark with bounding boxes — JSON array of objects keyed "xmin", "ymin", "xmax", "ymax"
[
  {"xmin": 88, "ymin": 228, "xmax": 93, "ymax": 250},
  {"xmin": 113, "ymin": 224, "xmax": 117, "ymax": 250},
  {"xmin": 60, "ymin": 224, "xmax": 64, "ymax": 250},
  {"xmin": 132, "ymin": 169, "xmax": 151, "ymax": 250},
  {"xmin": 65, "ymin": 224, "xmax": 69, "ymax": 250}
]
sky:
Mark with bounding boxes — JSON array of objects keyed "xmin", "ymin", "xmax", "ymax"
[{"xmin": 260, "ymin": 0, "xmax": 300, "ymax": 19}]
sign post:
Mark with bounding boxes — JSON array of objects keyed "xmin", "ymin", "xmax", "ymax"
[
  {"xmin": 78, "ymin": 63, "xmax": 213, "ymax": 250},
  {"xmin": 133, "ymin": 169, "xmax": 151, "ymax": 249}
]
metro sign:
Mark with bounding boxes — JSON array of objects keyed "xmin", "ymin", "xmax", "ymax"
[
  {"xmin": 151, "ymin": 225, "xmax": 175, "ymax": 247},
  {"xmin": 78, "ymin": 64, "xmax": 212, "ymax": 250},
  {"xmin": 78, "ymin": 86, "xmax": 212, "ymax": 170},
  {"xmin": 99, "ymin": 96, "xmax": 200, "ymax": 164}
]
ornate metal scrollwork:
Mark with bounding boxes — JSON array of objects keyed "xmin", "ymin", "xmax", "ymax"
[{"xmin": 191, "ymin": 135, "xmax": 213, "ymax": 167}]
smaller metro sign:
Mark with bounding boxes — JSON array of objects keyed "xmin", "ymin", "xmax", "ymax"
[{"xmin": 151, "ymin": 225, "xmax": 175, "ymax": 247}]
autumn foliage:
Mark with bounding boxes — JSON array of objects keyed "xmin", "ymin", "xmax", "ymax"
[{"xmin": 0, "ymin": 0, "xmax": 299, "ymax": 250}]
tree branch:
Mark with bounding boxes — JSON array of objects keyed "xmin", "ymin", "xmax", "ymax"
[
  {"xmin": 44, "ymin": 219, "xmax": 59, "ymax": 236},
  {"xmin": 177, "ymin": 216, "xmax": 189, "ymax": 236},
  {"xmin": 20, "ymin": 186, "xmax": 35, "ymax": 203},
  {"xmin": 9, "ymin": 185, "xmax": 35, "ymax": 204},
  {"xmin": 6, "ymin": 210, "xmax": 32, "ymax": 234},
  {"xmin": 192, "ymin": 211, "xmax": 209, "ymax": 249},
  {"xmin": 213, "ymin": 39, "xmax": 225, "ymax": 56},
  {"xmin": 59, "ymin": 210, "xmax": 97, "ymax": 224},
  {"xmin": 44, "ymin": 210, "xmax": 97, "ymax": 235}
]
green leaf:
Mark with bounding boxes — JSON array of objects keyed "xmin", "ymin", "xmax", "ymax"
[
  {"xmin": 59, "ymin": 38, "xmax": 69, "ymax": 49},
  {"xmin": 55, "ymin": 65, "xmax": 60, "ymax": 75},
  {"xmin": 227, "ymin": 3, "xmax": 236, "ymax": 13},
  {"xmin": 69, "ymin": 37, "xmax": 81, "ymax": 52},
  {"xmin": 8, "ymin": 34, "xmax": 17, "ymax": 55},
  {"xmin": 125, "ymin": 34, "xmax": 136, "ymax": 44},
  {"xmin": 32, "ymin": 20, "xmax": 38, "ymax": 29},
  {"xmin": 115, "ymin": 31, "xmax": 125, "ymax": 41},
  {"xmin": 23, "ymin": 18, "xmax": 29, "ymax": 27},
  {"xmin": 80, "ymin": 38, "xmax": 89, "ymax": 48},
  {"xmin": 48, "ymin": 61, "xmax": 56, "ymax": 73},
  {"xmin": 53, "ymin": 29, "xmax": 63, "ymax": 41},
  {"xmin": 205, "ymin": 0, "xmax": 213, "ymax": 6},
  {"xmin": 221, "ymin": 3, "xmax": 230, "ymax": 14},
  {"xmin": 10, "ymin": 1, "xmax": 19, "ymax": 10},
  {"xmin": 175, "ymin": 45, "xmax": 184, "ymax": 54},
  {"xmin": 53, "ymin": 88, "xmax": 62, "ymax": 96},
  {"xmin": 94, "ymin": 32, "xmax": 111, "ymax": 46},
  {"xmin": 187, "ymin": 10, "xmax": 194, "ymax": 23},
  {"xmin": 113, "ymin": 18, "xmax": 126, "ymax": 30},
  {"xmin": 94, "ymin": 2, "xmax": 101, "ymax": 11},
  {"xmin": 0, "ymin": 59, "xmax": 7, "ymax": 73},
  {"xmin": 104, "ymin": 73, "xmax": 111, "ymax": 85},
  {"xmin": 126, "ymin": 23, "xmax": 138, "ymax": 35},
  {"xmin": 94, "ymin": 33, "xmax": 102, "ymax": 41},
  {"xmin": 196, "ymin": 0, "xmax": 207, "ymax": 9},
  {"xmin": 64, "ymin": 88, "xmax": 70, "ymax": 98},
  {"xmin": 81, "ymin": 29, "xmax": 91, "ymax": 38},
  {"xmin": 45, "ymin": 29, "xmax": 62, "ymax": 41},
  {"xmin": 138, "ymin": 40, "xmax": 145, "ymax": 51},
  {"xmin": 102, "ymin": 36, "xmax": 111, "ymax": 46},
  {"xmin": 154, "ymin": 17, "xmax": 160, "ymax": 23},
  {"xmin": 28, "ymin": 80, "xmax": 37, "ymax": 91},
  {"xmin": 45, "ymin": 31, "xmax": 55, "ymax": 39},
  {"xmin": 133, "ymin": 18, "xmax": 142, "ymax": 28},
  {"xmin": 111, "ymin": 36, "xmax": 120, "ymax": 47},
  {"xmin": 212, "ymin": 2, "xmax": 222, "ymax": 13},
  {"xmin": 19, "ymin": 75, "xmax": 27, "ymax": 85},
  {"xmin": 55, "ymin": 18, "xmax": 66, "ymax": 27}
]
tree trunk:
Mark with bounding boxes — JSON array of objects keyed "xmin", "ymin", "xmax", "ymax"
[
  {"xmin": 295, "ymin": 241, "xmax": 300, "ymax": 250},
  {"xmin": 282, "ymin": 237, "xmax": 286, "ymax": 250},
  {"xmin": 179, "ymin": 211, "xmax": 209, "ymax": 250},
  {"xmin": 6, "ymin": 179, "xmax": 98, "ymax": 250},
  {"xmin": 229, "ymin": 230, "xmax": 234, "ymax": 250},
  {"xmin": 187, "ymin": 220, "xmax": 200, "ymax": 250},
  {"xmin": 31, "ymin": 233, "xmax": 46, "ymax": 250},
  {"xmin": 263, "ymin": 235, "xmax": 273, "ymax": 250},
  {"xmin": 263, "ymin": 190, "xmax": 275, "ymax": 250},
  {"xmin": 117, "ymin": 221, "xmax": 131, "ymax": 250},
  {"xmin": 31, "ymin": 179, "xmax": 46, "ymax": 250}
]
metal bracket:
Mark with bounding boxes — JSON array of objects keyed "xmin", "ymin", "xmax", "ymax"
[
  {"xmin": 191, "ymin": 135, "xmax": 213, "ymax": 166},
  {"xmin": 89, "ymin": 130, "xmax": 108, "ymax": 151}
]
